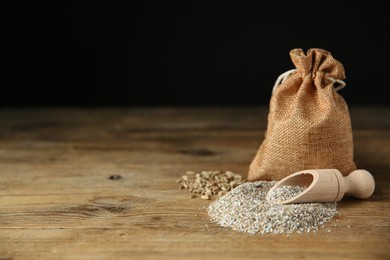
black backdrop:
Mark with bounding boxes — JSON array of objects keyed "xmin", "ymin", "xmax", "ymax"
[{"xmin": 6, "ymin": 1, "xmax": 390, "ymax": 107}]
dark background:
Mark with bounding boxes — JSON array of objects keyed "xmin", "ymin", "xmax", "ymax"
[{"xmin": 6, "ymin": 1, "xmax": 390, "ymax": 107}]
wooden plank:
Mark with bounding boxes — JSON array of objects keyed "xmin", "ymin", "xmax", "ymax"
[
  {"xmin": 0, "ymin": 106, "xmax": 389, "ymax": 133},
  {"xmin": 0, "ymin": 107, "xmax": 389, "ymax": 260}
]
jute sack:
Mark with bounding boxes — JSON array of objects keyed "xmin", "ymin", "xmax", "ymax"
[{"xmin": 248, "ymin": 48, "xmax": 356, "ymax": 181}]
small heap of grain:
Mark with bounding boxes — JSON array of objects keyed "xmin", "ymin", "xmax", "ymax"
[
  {"xmin": 177, "ymin": 170, "xmax": 245, "ymax": 200},
  {"xmin": 207, "ymin": 181, "xmax": 338, "ymax": 235}
]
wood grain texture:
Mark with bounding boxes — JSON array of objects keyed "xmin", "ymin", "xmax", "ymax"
[{"xmin": 0, "ymin": 106, "xmax": 389, "ymax": 260}]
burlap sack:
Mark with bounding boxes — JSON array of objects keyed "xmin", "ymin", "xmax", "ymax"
[{"xmin": 248, "ymin": 48, "xmax": 356, "ymax": 181}]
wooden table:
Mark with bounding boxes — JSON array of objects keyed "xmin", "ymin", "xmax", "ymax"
[{"xmin": 0, "ymin": 106, "xmax": 389, "ymax": 260}]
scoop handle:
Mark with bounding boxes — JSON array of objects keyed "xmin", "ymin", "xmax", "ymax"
[{"xmin": 343, "ymin": 170, "xmax": 375, "ymax": 199}]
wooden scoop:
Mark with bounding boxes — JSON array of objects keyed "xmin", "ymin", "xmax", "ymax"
[{"xmin": 266, "ymin": 169, "xmax": 375, "ymax": 204}]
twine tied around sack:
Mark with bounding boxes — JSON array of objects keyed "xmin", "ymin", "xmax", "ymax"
[{"xmin": 272, "ymin": 69, "xmax": 347, "ymax": 94}]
